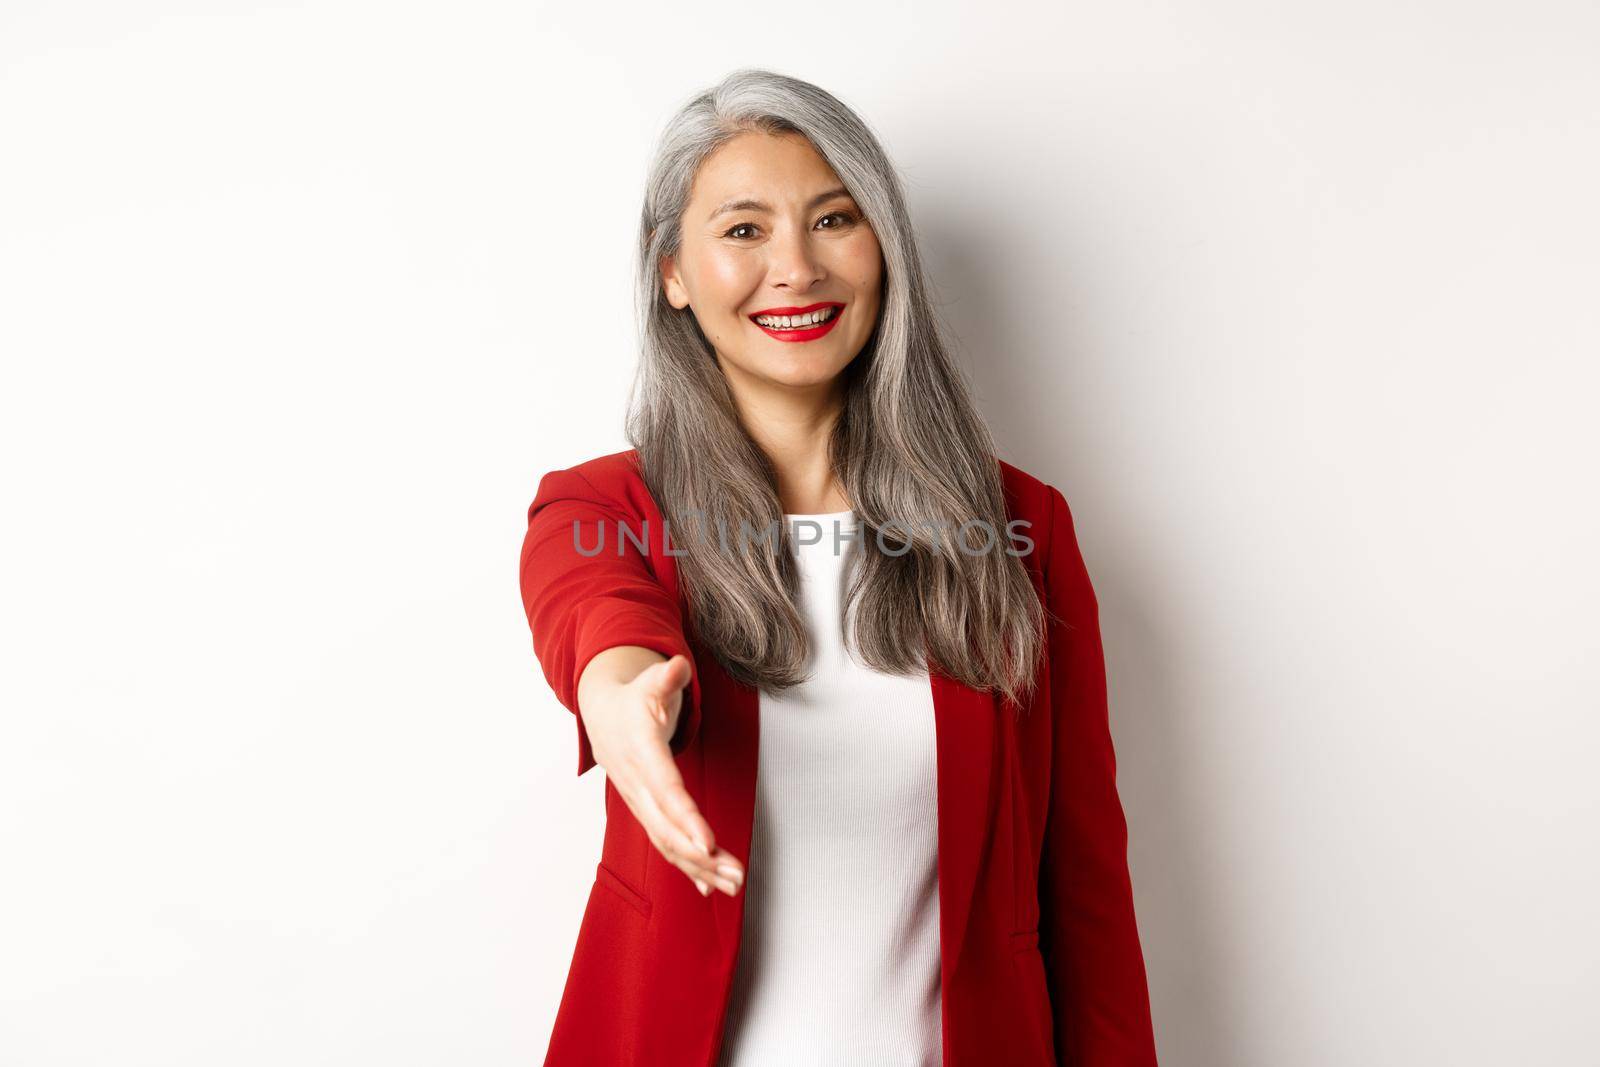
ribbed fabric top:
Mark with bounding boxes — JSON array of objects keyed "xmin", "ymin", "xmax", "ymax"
[{"xmin": 717, "ymin": 511, "xmax": 943, "ymax": 1067}]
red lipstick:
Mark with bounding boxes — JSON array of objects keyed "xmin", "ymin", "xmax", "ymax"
[{"xmin": 748, "ymin": 301, "xmax": 846, "ymax": 343}]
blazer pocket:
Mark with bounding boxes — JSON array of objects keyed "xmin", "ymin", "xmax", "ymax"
[{"xmin": 595, "ymin": 860, "xmax": 653, "ymax": 919}]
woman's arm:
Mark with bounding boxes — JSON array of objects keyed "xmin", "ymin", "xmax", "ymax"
[
  {"xmin": 1039, "ymin": 483, "xmax": 1159, "ymax": 1065},
  {"xmin": 518, "ymin": 465, "xmax": 702, "ymax": 777},
  {"xmin": 518, "ymin": 465, "xmax": 743, "ymax": 897}
]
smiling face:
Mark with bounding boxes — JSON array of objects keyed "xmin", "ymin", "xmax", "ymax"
[{"xmin": 660, "ymin": 130, "xmax": 884, "ymax": 400}]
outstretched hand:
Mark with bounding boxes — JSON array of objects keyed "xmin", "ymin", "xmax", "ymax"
[{"xmin": 577, "ymin": 649, "xmax": 745, "ymax": 898}]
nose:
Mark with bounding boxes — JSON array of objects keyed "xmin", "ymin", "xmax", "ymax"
[{"xmin": 766, "ymin": 225, "xmax": 826, "ymax": 292}]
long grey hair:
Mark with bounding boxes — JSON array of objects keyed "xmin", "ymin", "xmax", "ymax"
[{"xmin": 625, "ymin": 68, "xmax": 1045, "ymax": 707}]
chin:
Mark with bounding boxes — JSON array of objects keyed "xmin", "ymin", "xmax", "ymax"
[{"xmin": 760, "ymin": 357, "xmax": 855, "ymax": 389}]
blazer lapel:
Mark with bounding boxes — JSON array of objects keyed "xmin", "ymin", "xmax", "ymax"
[
  {"xmin": 929, "ymin": 664, "xmax": 1000, "ymax": 993},
  {"xmin": 703, "ymin": 662, "xmax": 758, "ymax": 962}
]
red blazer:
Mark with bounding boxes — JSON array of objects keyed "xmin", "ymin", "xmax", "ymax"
[{"xmin": 519, "ymin": 449, "xmax": 1158, "ymax": 1066}]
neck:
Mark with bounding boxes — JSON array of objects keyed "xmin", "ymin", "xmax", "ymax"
[{"xmin": 721, "ymin": 367, "xmax": 850, "ymax": 515}]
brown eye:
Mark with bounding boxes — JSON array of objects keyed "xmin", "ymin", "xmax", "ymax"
[
  {"xmin": 724, "ymin": 223, "xmax": 758, "ymax": 239},
  {"xmin": 818, "ymin": 211, "xmax": 857, "ymax": 230}
]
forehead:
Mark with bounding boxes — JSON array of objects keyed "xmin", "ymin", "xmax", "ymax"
[{"xmin": 688, "ymin": 131, "xmax": 846, "ymax": 207}]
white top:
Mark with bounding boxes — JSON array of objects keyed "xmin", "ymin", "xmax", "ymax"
[{"xmin": 717, "ymin": 511, "xmax": 943, "ymax": 1067}]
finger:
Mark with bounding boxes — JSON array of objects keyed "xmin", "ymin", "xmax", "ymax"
[
  {"xmin": 657, "ymin": 777, "xmax": 741, "ymax": 882},
  {"xmin": 630, "ymin": 782, "xmax": 728, "ymax": 889},
  {"xmin": 615, "ymin": 757, "xmax": 723, "ymax": 885},
  {"xmin": 632, "ymin": 735, "xmax": 711, "ymax": 854},
  {"xmin": 665, "ymin": 791, "xmax": 743, "ymax": 895},
  {"xmin": 633, "ymin": 737, "xmax": 743, "ymax": 893}
]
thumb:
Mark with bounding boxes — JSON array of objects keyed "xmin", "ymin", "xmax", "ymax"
[
  {"xmin": 649, "ymin": 653, "xmax": 693, "ymax": 693},
  {"xmin": 641, "ymin": 655, "xmax": 692, "ymax": 724}
]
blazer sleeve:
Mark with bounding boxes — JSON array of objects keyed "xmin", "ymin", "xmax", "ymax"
[
  {"xmin": 518, "ymin": 465, "xmax": 702, "ymax": 778},
  {"xmin": 1038, "ymin": 483, "xmax": 1159, "ymax": 1065}
]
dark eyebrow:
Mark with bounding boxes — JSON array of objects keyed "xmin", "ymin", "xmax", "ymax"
[{"xmin": 708, "ymin": 186, "xmax": 853, "ymax": 221}]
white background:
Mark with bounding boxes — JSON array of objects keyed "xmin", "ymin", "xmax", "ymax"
[{"xmin": 3, "ymin": 3, "xmax": 1596, "ymax": 1064}]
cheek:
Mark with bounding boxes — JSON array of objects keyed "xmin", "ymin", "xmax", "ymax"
[
  {"xmin": 697, "ymin": 250, "xmax": 760, "ymax": 306},
  {"xmin": 839, "ymin": 236, "xmax": 884, "ymax": 297}
]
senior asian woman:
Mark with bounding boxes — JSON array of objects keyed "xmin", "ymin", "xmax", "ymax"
[{"xmin": 518, "ymin": 68, "xmax": 1159, "ymax": 1067}]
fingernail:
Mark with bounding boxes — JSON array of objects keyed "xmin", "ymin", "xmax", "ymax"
[
  {"xmin": 694, "ymin": 878, "xmax": 710, "ymax": 897},
  {"xmin": 695, "ymin": 836, "xmax": 712, "ymax": 857},
  {"xmin": 717, "ymin": 864, "xmax": 742, "ymax": 884}
]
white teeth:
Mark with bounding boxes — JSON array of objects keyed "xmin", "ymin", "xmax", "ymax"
[{"xmin": 755, "ymin": 306, "xmax": 838, "ymax": 328}]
